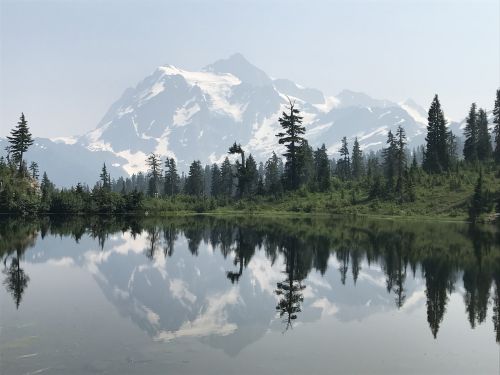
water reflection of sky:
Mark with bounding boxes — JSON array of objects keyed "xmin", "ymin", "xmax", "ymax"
[{"xmin": 1, "ymin": 217, "xmax": 499, "ymax": 374}]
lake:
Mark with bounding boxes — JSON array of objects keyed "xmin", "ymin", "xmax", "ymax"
[{"xmin": 1, "ymin": 215, "xmax": 499, "ymax": 374}]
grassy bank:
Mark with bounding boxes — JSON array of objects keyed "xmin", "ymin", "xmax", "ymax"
[{"xmin": 141, "ymin": 168, "xmax": 500, "ymax": 223}]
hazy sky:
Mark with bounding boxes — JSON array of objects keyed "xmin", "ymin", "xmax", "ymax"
[{"xmin": 1, "ymin": 0, "xmax": 499, "ymax": 138}]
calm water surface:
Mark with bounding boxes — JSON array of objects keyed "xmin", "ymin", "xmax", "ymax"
[{"xmin": 1, "ymin": 215, "xmax": 499, "ymax": 374}]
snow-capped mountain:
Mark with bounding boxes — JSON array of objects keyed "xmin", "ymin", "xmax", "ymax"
[{"xmin": 6, "ymin": 53, "xmax": 435, "ymax": 186}]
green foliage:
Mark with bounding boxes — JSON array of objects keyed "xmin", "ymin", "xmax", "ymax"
[
  {"xmin": 276, "ymin": 99, "xmax": 306, "ymax": 190},
  {"xmin": 6, "ymin": 113, "xmax": 34, "ymax": 173},
  {"xmin": 423, "ymin": 94, "xmax": 449, "ymax": 173}
]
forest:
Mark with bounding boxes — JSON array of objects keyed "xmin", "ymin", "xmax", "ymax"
[{"xmin": 1, "ymin": 90, "xmax": 500, "ymax": 222}]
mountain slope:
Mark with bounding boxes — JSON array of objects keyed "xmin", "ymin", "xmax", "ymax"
[{"xmin": 6, "ymin": 54, "xmax": 436, "ymax": 186}]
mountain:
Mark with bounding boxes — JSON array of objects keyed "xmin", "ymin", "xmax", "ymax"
[{"xmin": 4, "ymin": 54, "xmax": 436, "ymax": 186}]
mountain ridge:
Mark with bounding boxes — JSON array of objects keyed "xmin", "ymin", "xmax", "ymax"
[{"xmin": 3, "ymin": 54, "xmax": 445, "ymax": 186}]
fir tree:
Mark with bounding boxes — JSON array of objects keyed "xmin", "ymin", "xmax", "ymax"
[
  {"xmin": 100, "ymin": 163, "xmax": 111, "ymax": 191},
  {"xmin": 6, "ymin": 113, "xmax": 34, "ymax": 174},
  {"xmin": 337, "ymin": 137, "xmax": 350, "ymax": 181},
  {"xmin": 184, "ymin": 160, "xmax": 204, "ymax": 196},
  {"xmin": 229, "ymin": 142, "xmax": 247, "ymax": 197},
  {"xmin": 351, "ymin": 137, "xmax": 364, "ymax": 180},
  {"xmin": 29, "ymin": 161, "xmax": 39, "ymax": 180},
  {"xmin": 476, "ymin": 108, "xmax": 492, "ymax": 161},
  {"xmin": 210, "ymin": 164, "xmax": 222, "ymax": 197},
  {"xmin": 423, "ymin": 95, "xmax": 449, "ymax": 173},
  {"xmin": 297, "ymin": 140, "xmax": 315, "ymax": 187},
  {"xmin": 382, "ymin": 130, "xmax": 397, "ymax": 191},
  {"xmin": 146, "ymin": 154, "xmax": 162, "ymax": 197},
  {"xmin": 313, "ymin": 144, "xmax": 330, "ymax": 192},
  {"xmin": 463, "ymin": 103, "xmax": 478, "ymax": 163},
  {"xmin": 265, "ymin": 152, "xmax": 283, "ymax": 196},
  {"xmin": 395, "ymin": 126, "xmax": 407, "ymax": 200},
  {"xmin": 164, "ymin": 158, "xmax": 180, "ymax": 196},
  {"xmin": 469, "ymin": 171, "xmax": 485, "ymax": 223},
  {"xmin": 220, "ymin": 157, "xmax": 234, "ymax": 197},
  {"xmin": 245, "ymin": 154, "xmax": 259, "ymax": 195},
  {"xmin": 493, "ymin": 89, "xmax": 500, "ymax": 163},
  {"xmin": 276, "ymin": 99, "xmax": 305, "ymax": 190}
]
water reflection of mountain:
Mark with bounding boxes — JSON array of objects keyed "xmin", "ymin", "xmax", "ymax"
[{"xmin": 1, "ymin": 215, "xmax": 500, "ymax": 353}]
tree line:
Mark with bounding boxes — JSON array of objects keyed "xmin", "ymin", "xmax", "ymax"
[{"xmin": 1, "ymin": 90, "xmax": 500, "ymax": 218}]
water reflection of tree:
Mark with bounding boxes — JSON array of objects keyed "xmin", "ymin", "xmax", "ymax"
[
  {"xmin": 3, "ymin": 249, "xmax": 30, "ymax": 309},
  {"xmin": 2, "ymin": 215, "xmax": 500, "ymax": 342},
  {"xmin": 275, "ymin": 237, "xmax": 310, "ymax": 331},
  {"xmin": 226, "ymin": 228, "xmax": 256, "ymax": 284},
  {"xmin": 422, "ymin": 257, "xmax": 455, "ymax": 338}
]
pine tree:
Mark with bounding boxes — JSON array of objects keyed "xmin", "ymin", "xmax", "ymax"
[
  {"xmin": 297, "ymin": 140, "xmax": 315, "ymax": 187},
  {"xmin": 469, "ymin": 171, "xmax": 485, "ymax": 223},
  {"xmin": 395, "ymin": 126, "xmax": 407, "ymax": 200},
  {"xmin": 313, "ymin": 144, "xmax": 330, "ymax": 192},
  {"xmin": 382, "ymin": 130, "xmax": 397, "ymax": 191},
  {"xmin": 276, "ymin": 99, "xmax": 305, "ymax": 190},
  {"xmin": 229, "ymin": 143, "xmax": 247, "ymax": 197},
  {"xmin": 493, "ymin": 89, "xmax": 500, "ymax": 163},
  {"xmin": 184, "ymin": 160, "xmax": 204, "ymax": 196},
  {"xmin": 146, "ymin": 153, "xmax": 162, "ymax": 197},
  {"xmin": 245, "ymin": 154, "xmax": 259, "ymax": 195},
  {"xmin": 210, "ymin": 164, "xmax": 222, "ymax": 197},
  {"xmin": 6, "ymin": 113, "xmax": 34, "ymax": 174},
  {"xmin": 463, "ymin": 103, "xmax": 478, "ymax": 163},
  {"xmin": 265, "ymin": 152, "xmax": 283, "ymax": 196},
  {"xmin": 476, "ymin": 108, "xmax": 492, "ymax": 161},
  {"xmin": 164, "ymin": 158, "xmax": 180, "ymax": 196},
  {"xmin": 100, "ymin": 163, "xmax": 111, "ymax": 191},
  {"xmin": 29, "ymin": 161, "xmax": 39, "ymax": 180},
  {"xmin": 203, "ymin": 164, "xmax": 212, "ymax": 196},
  {"xmin": 220, "ymin": 157, "xmax": 233, "ymax": 197},
  {"xmin": 423, "ymin": 95, "xmax": 449, "ymax": 173},
  {"xmin": 337, "ymin": 137, "xmax": 350, "ymax": 181},
  {"xmin": 447, "ymin": 130, "xmax": 458, "ymax": 167},
  {"xmin": 351, "ymin": 137, "xmax": 364, "ymax": 180},
  {"xmin": 40, "ymin": 172, "xmax": 54, "ymax": 205}
]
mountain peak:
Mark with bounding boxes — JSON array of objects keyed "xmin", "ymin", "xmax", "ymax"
[{"xmin": 204, "ymin": 53, "xmax": 272, "ymax": 87}]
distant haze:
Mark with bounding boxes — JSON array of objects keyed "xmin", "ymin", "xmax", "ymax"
[{"xmin": 1, "ymin": 0, "xmax": 498, "ymax": 138}]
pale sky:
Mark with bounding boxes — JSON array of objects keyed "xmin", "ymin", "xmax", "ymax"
[{"xmin": 1, "ymin": 0, "xmax": 499, "ymax": 138}]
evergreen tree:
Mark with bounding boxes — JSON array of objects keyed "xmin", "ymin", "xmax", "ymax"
[
  {"xmin": 276, "ymin": 99, "xmax": 305, "ymax": 190},
  {"xmin": 423, "ymin": 95, "xmax": 449, "ymax": 173},
  {"xmin": 29, "ymin": 161, "xmax": 39, "ymax": 180},
  {"xmin": 382, "ymin": 130, "xmax": 397, "ymax": 191},
  {"xmin": 40, "ymin": 172, "xmax": 54, "ymax": 206},
  {"xmin": 493, "ymin": 89, "xmax": 500, "ymax": 163},
  {"xmin": 184, "ymin": 160, "xmax": 204, "ymax": 196},
  {"xmin": 337, "ymin": 137, "xmax": 350, "ymax": 181},
  {"xmin": 447, "ymin": 130, "xmax": 458, "ymax": 167},
  {"xmin": 210, "ymin": 164, "xmax": 222, "ymax": 197},
  {"xmin": 245, "ymin": 154, "xmax": 259, "ymax": 195},
  {"xmin": 146, "ymin": 153, "xmax": 162, "ymax": 197},
  {"xmin": 229, "ymin": 143, "xmax": 247, "ymax": 197},
  {"xmin": 476, "ymin": 108, "xmax": 492, "ymax": 161},
  {"xmin": 265, "ymin": 152, "xmax": 283, "ymax": 196},
  {"xmin": 6, "ymin": 113, "xmax": 34, "ymax": 173},
  {"xmin": 313, "ymin": 144, "xmax": 330, "ymax": 192},
  {"xmin": 297, "ymin": 140, "xmax": 315, "ymax": 187},
  {"xmin": 469, "ymin": 171, "xmax": 486, "ymax": 223},
  {"xmin": 164, "ymin": 158, "xmax": 180, "ymax": 196},
  {"xmin": 395, "ymin": 126, "xmax": 407, "ymax": 200},
  {"xmin": 100, "ymin": 163, "xmax": 111, "ymax": 191},
  {"xmin": 463, "ymin": 103, "xmax": 478, "ymax": 163},
  {"xmin": 351, "ymin": 137, "xmax": 364, "ymax": 180},
  {"xmin": 220, "ymin": 157, "xmax": 234, "ymax": 197},
  {"xmin": 203, "ymin": 164, "xmax": 212, "ymax": 196}
]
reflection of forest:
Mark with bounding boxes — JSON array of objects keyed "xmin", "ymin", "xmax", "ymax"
[{"xmin": 1, "ymin": 215, "xmax": 500, "ymax": 341}]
